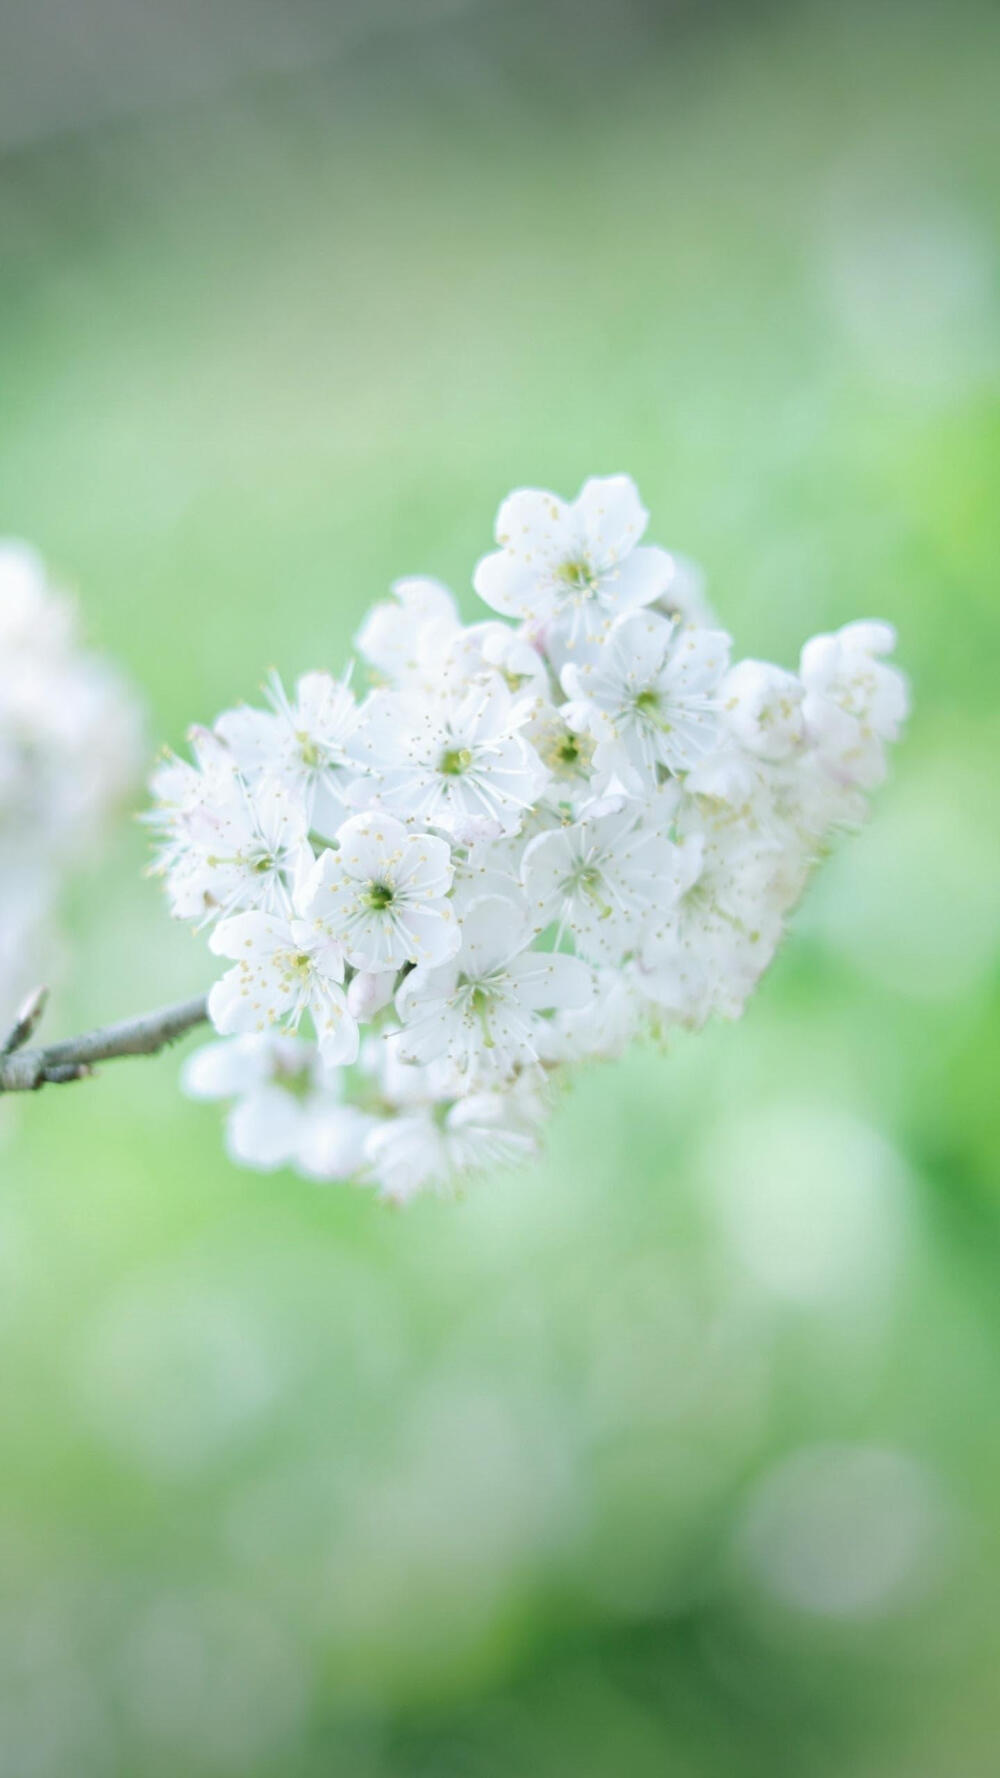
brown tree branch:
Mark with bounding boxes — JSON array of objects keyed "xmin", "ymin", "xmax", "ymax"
[{"xmin": 0, "ymin": 994, "xmax": 210, "ymax": 1094}]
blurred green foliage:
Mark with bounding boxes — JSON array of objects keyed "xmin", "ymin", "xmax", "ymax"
[{"xmin": 1, "ymin": 1, "xmax": 999, "ymax": 1773}]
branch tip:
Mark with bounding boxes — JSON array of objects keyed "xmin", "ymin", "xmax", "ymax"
[{"xmin": 2, "ymin": 987, "xmax": 49, "ymax": 1058}]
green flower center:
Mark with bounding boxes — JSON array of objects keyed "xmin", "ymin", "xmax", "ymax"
[
  {"xmin": 440, "ymin": 746, "xmax": 473, "ymax": 777},
  {"xmin": 365, "ymin": 881, "xmax": 395, "ymax": 911},
  {"xmin": 554, "ymin": 558, "xmax": 598, "ymax": 595}
]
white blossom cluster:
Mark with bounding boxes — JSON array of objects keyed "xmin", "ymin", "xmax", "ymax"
[
  {"xmin": 0, "ymin": 542, "xmax": 142, "ymax": 1014},
  {"xmin": 152, "ymin": 477, "xmax": 908, "ymax": 1203}
]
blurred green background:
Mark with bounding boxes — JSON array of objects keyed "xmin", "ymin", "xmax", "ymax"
[{"xmin": 1, "ymin": 1, "xmax": 999, "ymax": 1772}]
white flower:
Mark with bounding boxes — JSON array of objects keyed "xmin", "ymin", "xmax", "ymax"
[
  {"xmin": 346, "ymin": 968, "xmax": 397, "ymax": 1021},
  {"xmin": 207, "ymin": 908, "xmax": 359, "ymax": 1064},
  {"xmin": 637, "ymin": 819, "xmax": 784, "ymax": 1025},
  {"xmin": 215, "ymin": 670, "xmax": 360, "ymax": 830},
  {"xmin": 562, "ymin": 611, "xmax": 729, "ymax": 784},
  {"xmin": 182, "ymin": 1033, "xmax": 375, "ymax": 1178},
  {"xmin": 396, "ymin": 894, "xmax": 592, "ymax": 1087},
  {"xmin": 355, "ymin": 576, "xmax": 460, "ymax": 682},
  {"xmin": 150, "ymin": 471, "xmax": 907, "ymax": 1202},
  {"xmin": 721, "ymin": 660, "xmax": 806, "ymax": 761},
  {"xmin": 351, "ymin": 676, "xmax": 549, "ymax": 843},
  {"xmin": 299, "ymin": 811, "xmax": 459, "ymax": 971},
  {"xmin": 650, "ymin": 552, "xmax": 718, "ymax": 629},
  {"xmin": 364, "ymin": 1091, "xmax": 543, "ymax": 1205},
  {"xmin": 539, "ymin": 964, "xmax": 647, "ymax": 1062},
  {"xmin": 182, "ymin": 1032, "xmax": 319, "ymax": 1170},
  {"xmin": 521, "ymin": 700, "xmax": 632, "ymax": 815},
  {"xmin": 474, "ymin": 474, "xmax": 673, "ymax": 649},
  {"xmin": 801, "ymin": 621, "xmax": 909, "ymax": 789},
  {"xmin": 0, "ymin": 541, "xmax": 141, "ymax": 1012},
  {"xmin": 521, "ymin": 804, "xmax": 687, "ymax": 963},
  {"xmin": 151, "ymin": 760, "xmax": 313, "ymax": 923}
]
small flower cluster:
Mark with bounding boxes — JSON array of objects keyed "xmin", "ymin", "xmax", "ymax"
[
  {"xmin": 152, "ymin": 477, "xmax": 907, "ymax": 1202},
  {"xmin": 0, "ymin": 542, "xmax": 142, "ymax": 1012}
]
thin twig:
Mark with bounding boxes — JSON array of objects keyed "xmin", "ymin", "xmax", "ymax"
[
  {"xmin": 0, "ymin": 994, "xmax": 210, "ymax": 1094},
  {"xmin": 1, "ymin": 987, "xmax": 49, "ymax": 1058}
]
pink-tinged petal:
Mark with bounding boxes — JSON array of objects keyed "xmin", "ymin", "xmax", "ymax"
[{"xmin": 346, "ymin": 969, "xmax": 396, "ymax": 1021}]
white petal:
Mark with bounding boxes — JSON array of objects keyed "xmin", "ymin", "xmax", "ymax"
[
  {"xmin": 458, "ymin": 893, "xmax": 532, "ymax": 976},
  {"xmin": 611, "ymin": 545, "xmax": 675, "ymax": 612},
  {"xmin": 472, "ymin": 551, "xmax": 538, "ymax": 619},
  {"xmin": 208, "ymin": 966, "xmax": 269, "ymax": 1035},
  {"xmin": 507, "ymin": 950, "xmax": 594, "ymax": 1012},
  {"xmin": 209, "ymin": 909, "xmax": 290, "ymax": 961},
  {"xmin": 393, "ymin": 831, "xmax": 454, "ymax": 896},
  {"xmin": 334, "ymin": 810, "xmax": 408, "ymax": 879},
  {"xmin": 494, "ymin": 487, "xmax": 574, "ymax": 562},
  {"xmin": 574, "ymin": 474, "xmax": 648, "ymax": 563},
  {"xmin": 398, "ymin": 903, "xmax": 462, "ymax": 966},
  {"xmin": 312, "ymin": 990, "xmax": 360, "ymax": 1065},
  {"xmin": 181, "ymin": 1037, "xmax": 268, "ymax": 1100},
  {"xmin": 227, "ymin": 1085, "xmax": 303, "ymax": 1170}
]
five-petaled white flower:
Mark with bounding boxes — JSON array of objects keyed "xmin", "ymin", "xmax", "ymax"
[
  {"xmin": 351, "ymin": 676, "xmax": 549, "ymax": 844},
  {"xmin": 562, "ymin": 611, "xmax": 729, "ymax": 785},
  {"xmin": 396, "ymin": 894, "xmax": 592, "ymax": 1087},
  {"xmin": 149, "ymin": 744, "xmax": 313, "ymax": 924},
  {"xmin": 207, "ymin": 908, "xmax": 359, "ymax": 1064},
  {"xmin": 183, "ymin": 1033, "xmax": 376, "ymax": 1178},
  {"xmin": 215, "ymin": 670, "xmax": 360, "ymax": 831},
  {"xmin": 300, "ymin": 811, "xmax": 459, "ymax": 971},
  {"xmin": 520, "ymin": 803, "xmax": 686, "ymax": 963},
  {"xmin": 473, "ymin": 474, "xmax": 674, "ymax": 650},
  {"xmin": 364, "ymin": 1093, "xmax": 542, "ymax": 1204}
]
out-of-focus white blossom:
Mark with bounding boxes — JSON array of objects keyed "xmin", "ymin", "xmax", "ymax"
[
  {"xmin": 0, "ymin": 542, "xmax": 142, "ymax": 1015},
  {"xmin": 152, "ymin": 474, "xmax": 908, "ymax": 1201}
]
